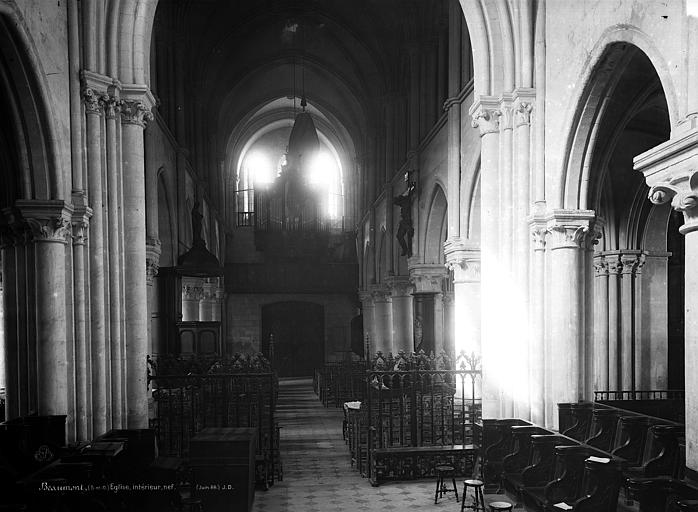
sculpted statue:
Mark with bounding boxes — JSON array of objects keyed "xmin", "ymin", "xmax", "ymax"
[{"xmin": 393, "ymin": 181, "xmax": 416, "ymax": 257}]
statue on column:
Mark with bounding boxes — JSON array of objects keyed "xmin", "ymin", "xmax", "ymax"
[
  {"xmin": 393, "ymin": 179, "xmax": 416, "ymax": 257},
  {"xmin": 191, "ymin": 200, "xmax": 205, "ymax": 248}
]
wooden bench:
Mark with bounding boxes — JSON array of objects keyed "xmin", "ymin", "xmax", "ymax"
[{"xmin": 369, "ymin": 443, "xmax": 478, "ymax": 486}]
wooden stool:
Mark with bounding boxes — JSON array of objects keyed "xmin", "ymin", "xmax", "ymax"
[
  {"xmin": 434, "ymin": 464, "xmax": 459, "ymax": 504},
  {"xmin": 488, "ymin": 501, "xmax": 513, "ymax": 512},
  {"xmin": 461, "ymin": 479, "xmax": 486, "ymax": 512}
]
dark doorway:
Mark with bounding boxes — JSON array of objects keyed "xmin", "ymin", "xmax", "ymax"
[{"xmin": 261, "ymin": 302, "xmax": 324, "ymax": 377}]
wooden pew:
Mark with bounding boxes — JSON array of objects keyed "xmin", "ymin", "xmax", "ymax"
[
  {"xmin": 562, "ymin": 402, "xmax": 594, "ymax": 442},
  {"xmin": 502, "ymin": 434, "xmax": 576, "ymax": 503},
  {"xmin": 623, "ymin": 424, "xmax": 684, "ymax": 479},
  {"xmin": 557, "ymin": 457, "xmax": 623, "ymax": 512},
  {"xmin": 611, "ymin": 415, "xmax": 651, "ymax": 465},
  {"xmin": 501, "ymin": 426, "xmax": 553, "ymax": 493},
  {"xmin": 482, "ymin": 418, "xmax": 532, "ymax": 489},
  {"xmin": 521, "ymin": 444, "xmax": 603, "ymax": 511},
  {"xmin": 584, "ymin": 408, "xmax": 620, "ymax": 452},
  {"xmin": 626, "ymin": 476, "xmax": 698, "ymax": 512}
]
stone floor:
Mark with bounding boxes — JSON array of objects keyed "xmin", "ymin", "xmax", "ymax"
[{"xmin": 251, "ymin": 378, "xmax": 508, "ymax": 512}]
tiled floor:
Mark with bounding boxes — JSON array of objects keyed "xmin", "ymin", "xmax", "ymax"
[{"xmin": 252, "ymin": 378, "xmax": 501, "ymax": 512}]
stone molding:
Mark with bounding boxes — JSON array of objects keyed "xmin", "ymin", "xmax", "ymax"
[
  {"xmin": 593, "ymin": 256, "xmax": 609, "ymax": 276},
  {"xmin": 409, "ymin": 263, "xmax": 447, "ymax": 294},
  {"xmin": 15, "ymin": 200, "xmax": 74, "ymax": 244},
  {"xmin": 145, "ymin": 238, "xmax": 162, "ymax": 285},
  {"xmin": 385, "ymin": 275, "xmax": 413, "ymax": 297},
  {"xmin": 357, "ymin": 289, "xmax": 374, "ymax": 305},
  {"xmin": 71, "ymin": 206, "xmax": 93, "ymax": 246},
  {"xmin": 444, "ymin": 237, "xmax": 480, "ymax": 283},
  {"xmin": 634, "ymin": 127, "xmax": 698, "ymax": 235},
  {"xmin": 121, "ymin": 99, "xmax": 154, "ymax": 127},
  {"xmin": 544, "ymin": 209, "xmax": 597, "ymax": 250},
  {"xmin": 369, "ymin": 283, "xmax": 391, "ymax": 302}
]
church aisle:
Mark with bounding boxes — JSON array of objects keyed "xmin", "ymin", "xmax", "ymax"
[{"xmin": 252, "ymin": 378, "xmax": 476, "ymax": 512}]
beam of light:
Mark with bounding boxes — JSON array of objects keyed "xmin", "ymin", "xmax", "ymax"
[
  {"xmin": 688, "ymin": 0, "xmax": 698, "ymax": 17},
  {"xmin": 246, "ymin": 151, "xmax": 274, "ymax": 185}
]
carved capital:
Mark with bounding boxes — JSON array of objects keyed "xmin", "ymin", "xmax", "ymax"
[
  {"xmin": 14, "ymin": 201, "xmax": 74, "ymax": 244},
  {"xmin": 647, "ymin": 174, "xmax": 698, "ymax": 235},
  {"xmin": 620, "ymin": 251, "xmax": 645, "ymax": 275},
  {"xmin": 103, "ymin": 96, "xmax": 123, "ymax": 119},
  {"xmin": 444, "ymin": 238, "xmax": 480, "ymax": 284},
  {"xmin": 593, "ymin": 256, "xmax": 608, "ymax": 276},
  {"xmin": 82, "ymin": 87, "xmax": 107, "ymax": 116},
  {"xmin": 606, "ymin": 254, "xmax": 623, "ymax": 275},
  {"xmin": 545, "ymin": 209, "xmax": 597, "ymax": 250},
  {"xmin": 515, "ymin": 102, "xmax": 533, "ymax": 127},
  {"xmin": 369, "ymin": 284, "xmax": 391, "ymax": 302},
  {"xmin": 357, "ymin": 289, "xmax": 374, "ymax": 305},
  {"xmin": 409, "ymin": 264, "xmax": 447, "ymax": 293},
  {"xmin": 386, "ymin": 275, "xmax": 413, "ymax": 297},
  {"xmin": 471, "ymin": 108, "xmax": 501, "ymax": 136},
  {"xmin": 120, "ymin": 99, "xmax": 154, "ymax": 127}
]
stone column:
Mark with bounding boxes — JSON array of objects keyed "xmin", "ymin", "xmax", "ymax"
[
  {"xmin": 606, "ymin": 254, "xmax": 622, "ymax": 390},
  {"xmin": 120, "ymin": 92, "xmax": 154, "ymax": 429},
  {"xmin": 529, "ymin": 221, "xmax": 547, "ymax": 426},
  {"xmin": 442, "ymin": 291, "xmax": 455, "ymax": 358},
  {"xmin": 71, "ymin": 208, "xmax": 92, "ymax": 440},
  {"xmin": 636, "ymin": 134, "xmax": 698, "ymax": 470},
  {"xmin": 16, "ymin": 201, "xmax": 72, "ymax": 417},
  {"xmin": 82, "ymin": 85, "xmax": 109, "ymax": 435},
  {"xmin": 445, "ymin": 241, "xmax": 481, "ymax": 357},
  {"xmin": 358, "ymin": 290, "xmax": 376, "ymax": 355},
  {"xmin": 593, "ymin": 255, "xmax": 609, "ymax": 391},
  {"xmin": 105, "ymin": 93, "xmax": 124, "ymax": 430},
  {"xmin": 545, "ymin": 210, "xmax": 597, "ymax": 430},
  {"xmin": 471, "ymin": 100, "xmax": 501, "ymax": 418},
  {"xmin": 371, "ymin": 285, "xmax": 393, "ymax": 355},
  {"xmin": 386, "ymin": 276, "xmax": 413, "ymax": 353},
  {"xmin": 146, "ymin": 239, "xmax": 161, "ymax": 358},
  {"xmin": 620, "ymin": 251, "xmax": 643, "ymax": 390}
]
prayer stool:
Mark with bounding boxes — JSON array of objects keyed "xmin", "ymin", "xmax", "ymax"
[
  {"xmin": 434, "ymin": 464, "xmax": 459, "ymax": 504},
  {"xmin": 489, "ymin": 502, "xmax": 513, "ymax": 512},
  {"xmin": 461, "ymin": 479, "xmax": 486, "ymax": 512}
]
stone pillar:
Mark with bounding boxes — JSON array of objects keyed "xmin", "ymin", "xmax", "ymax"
[
  {"xmin": 146, "ymin": 239, "xmax": 161, "ymax": 358},
  {"xmin": 445, "ymin": 243, "xmax": 481, "ymax": 358},
  {"xmin": 593, "ymin": 255, "xmax": 609, "ymax": 391},
  {"xmin": 471, "ymin": 100, "xmax": 501, "ymax": 418},
  {"xmin": 371, "ymin": 285, "xmax": 393, "ymax": 355},
  {"xmin": 529, "ymin": 221, "xmax": 546, "ymax": 427},
  {"xmin": 120, "ymin": 92, "xmax": 154, "ymax": 429},
  {"xmin": 635, "ymin": 134, "xmax": 698, "ymax": 470},
  {"xmin": 358, "ymin": 290, "xmax": 376, "ymax": 355},
  {"xmin": 620, "ymin": 251, "xmax": 644, "ymax": 390},
  {"xmin": 105, "ymin": 93, "xmax": 124, "ymax": 430},
  {"xmin": 607, "ymin": 254, "xmax": 622, "ymax": 390},
  {"xmin": 442, "ymin": 291, "xmax": 455, "ymax": 358},
  {"xmin": 71, "ymin": 208, "xmax": 92, "ymax": 440},
  {"xmin": 545, "ymin": 210, "xmax": 597, "ymax": 430},
  {"xmin": 82, "ymin": 85, "xmax": 109, "ymax": 435},
  {"xmin": 386, "ymin": 276, "xmax": 413, "ymax": 353},
  {"xmin": 16, "ymin": 202, "xmax": 72, "ymax": 418}
]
